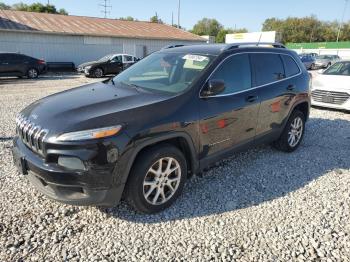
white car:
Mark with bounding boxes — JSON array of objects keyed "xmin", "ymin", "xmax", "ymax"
[{"xmin": 311, "ymin": 61, "xmax": 350, "ymax": 111}]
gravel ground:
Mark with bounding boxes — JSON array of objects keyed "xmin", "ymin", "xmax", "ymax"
[{"xmin": 0, "ymin": 74, "xmax": 349, "ymax": 261}]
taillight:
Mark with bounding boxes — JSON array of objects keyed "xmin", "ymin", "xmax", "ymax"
[{"xmin": 38, "ymin": 59, "xmax": 46, "ymax": 64}]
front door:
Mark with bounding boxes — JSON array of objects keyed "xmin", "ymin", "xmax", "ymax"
[
  {"xmin": 199, "ymin": 53, "xmax": 260, "ymax": 163},
  {"xmin": 107, "ymin": 55, "xmax": 123, "ymax": 74}
]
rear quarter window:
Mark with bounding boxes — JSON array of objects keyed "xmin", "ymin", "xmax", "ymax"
[{"xmin": 281, "ymin": 55, "xmax": 301, "ymax": 77}]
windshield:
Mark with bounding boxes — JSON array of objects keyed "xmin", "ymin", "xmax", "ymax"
[
  {"xmin": 323, "ymin": 62, "xmax": 350, "ymax": 76},
  {"xmin": 98, "ymin": 54, "xmax": 113, "ymax": 62},
  {"xmin": 113, "ymin": 52, "xmax": 213, "ymax": 94}
]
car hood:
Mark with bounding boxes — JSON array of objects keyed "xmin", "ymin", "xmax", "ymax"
[
  {"xmin": 77, "ymin": 61, "xmax": 102, "ymax": 68},
  {"xmin": 313, "ymin": 74, "xmax": 350, "ymax": 92},
  {"xmin": 20, "ymin": 82, "xmax": 171, "ymax": 135},
  {"xmin": 315, "ymin": 59, "xmax": 329, "ymax": 63}
]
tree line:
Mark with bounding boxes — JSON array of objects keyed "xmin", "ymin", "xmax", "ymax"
[{"xmin": 0, "ymin": 2, "xmax": 68, "ymax": 15}]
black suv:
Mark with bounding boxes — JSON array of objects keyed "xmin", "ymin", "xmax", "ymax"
[
  {"xmin": 12, "ymin": 43, "xmax": 310, "ymax": 213},
  {"xmin": 0, "ymin": 53, "xmax": 47, "ymax": 78},
  {"xmin": 77, "ymin": 54, "xmax": 139, "ymax": 78}
]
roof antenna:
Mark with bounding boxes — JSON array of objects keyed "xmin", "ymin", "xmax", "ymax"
[{"xmin": 257, "ymin": 32, "xmax": 263, "ymax": 46}]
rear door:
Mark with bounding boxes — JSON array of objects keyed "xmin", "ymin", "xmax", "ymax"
[
  {"xmin": 123, "ymin": 55, "xmax": 134, "ymax": 69},
  {"xmin": 252, "ymin": 53, "xmax": 301, "ymax": 139},
  {"xmin": 199, "ymin": 53, "xmax": 261, "ymax": 162}
]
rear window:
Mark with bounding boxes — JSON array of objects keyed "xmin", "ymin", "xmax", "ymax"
[
  {"xmin": 282, "ymin": 55, "xmax": 300, "ymax": 77},
  {"xmin": 251, "ymin": 53, "xmax": 285, "ymax": 86}
]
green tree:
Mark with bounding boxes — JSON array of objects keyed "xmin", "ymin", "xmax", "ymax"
[
  {"xmin": 262, "ymin": 16, "xmax": 350, "ymax": 43},
  {"xmin": 0, "ymin": 2, "xmax": 11, "ymax": 9},
  {"xmin": 216, "ymin": 28, "xmax": 248, "ymax": 43},
  {"xmin": 191, "ymin": 18, "xmax": 223, "ymax": 37},
  {"xmin": 11, "ymin": 2, "xmax": 68, "ymax": 15},
  {"xmin": 150, "ymin": 14, "xmax": 163, "ymax": 24}
]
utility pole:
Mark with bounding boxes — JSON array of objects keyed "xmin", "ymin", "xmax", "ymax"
[
  {"xmin": 100, "ymin": 0, "xmax": 112, "ymax": 18},
  {"xmin": 177, "ymin": 0, "xmax": 181, "ymax": 28},
  {"xmin": 172, "ymin": 12, "xmax": 174, "ymax": 26},
  {"xmin": 336, "ymin": 0, "xmax": 349, "ymax": 43}
]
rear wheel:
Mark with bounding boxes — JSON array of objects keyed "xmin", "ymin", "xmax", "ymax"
[
  {"xmin": 125, "ymin": 145, "xmax": 187, "ymax": 213},
  {"xmin": 92, "ymin": 68, "xmax": 104, "ymax": 78},
  {"xmin": 27, "ymin": 68, "xmax": 38, "ymax": 79},
  {"xmin": 273, "ymin": 110, "xmax": 305, "ymax": 152}
]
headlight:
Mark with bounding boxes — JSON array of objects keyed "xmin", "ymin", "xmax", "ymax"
[
  {"xmin": 85, "ymin": 66, "xmax": 92, "ymax": 70},
  {"xmin": 56, "ymin": 125, "xmax": 122, "ymax": 141}
]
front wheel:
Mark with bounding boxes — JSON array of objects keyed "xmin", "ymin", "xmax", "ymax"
[
  {"xmin": 125, "ymin": 145, "xmax": 187, "ymax": 213},
  {"xmin": 273, "ymin": 110, "xmax": 305, "ymax": 152},
  {"xmin": 92, "ymin": 68, "xmax": 104, "ymax": 78}
]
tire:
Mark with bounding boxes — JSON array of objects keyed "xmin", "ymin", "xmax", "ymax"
[
  {"xmin": 273, "ymin": 110, "xmax": 306, "ymax": 152},
  {"xmin": 125, "ymin": 145, "xmax": 187, "ymax": 214},
  {"xmin": 92, "ymin": 68, "xmax": 104, "ymax": 78},
  {"xmin": 27, "ymin": 68, "xmax": 39, "ymax": 79}
]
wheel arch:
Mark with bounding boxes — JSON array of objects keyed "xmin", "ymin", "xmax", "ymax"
[{"xmin": 122, "ymin": 133, "xmax": 199, "ymax": 185}]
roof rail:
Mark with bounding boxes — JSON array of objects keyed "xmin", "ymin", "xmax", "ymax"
[
  {"xmin": 162, "ymin": 44, "xmax": 186, "ymax": 50},
  {"xmin": 224, "ymin": 42, "xmax": 286, "ymax": 51}
]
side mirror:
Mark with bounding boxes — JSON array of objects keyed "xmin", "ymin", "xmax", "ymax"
[{"xmin": 202, "ymin": 79, "xmax": 226, "ymax": 97}]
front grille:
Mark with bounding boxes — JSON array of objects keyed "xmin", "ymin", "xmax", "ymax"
[
  {"xmin": 312, "ymin": 90, "xmax": 350, "ymax": 105},
  {"xmin": 15, "ymin": 115, "xmax": 48, "ymax": 156}
]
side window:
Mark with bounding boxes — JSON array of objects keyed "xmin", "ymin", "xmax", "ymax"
[
  {"xmin": 210, "ymin": 54, "xmax": 252, "ymax": 94},
  {"xmin": 281, "ymin": 55, "xmax": 300, "ymax": 77},
  {"xmin": 111, "ymin": 56, "xmax": 122, "ymax": 63},
  {"xmin": 251, "ymin": 53, "xmax": 285, "ymax": 86}
]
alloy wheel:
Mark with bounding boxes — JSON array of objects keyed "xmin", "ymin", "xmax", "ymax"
[
  {"xmin": 288, "ymin": 117, "xmax": 303, "ymax": 147},
  {"xmin": 143, "ymin": 157, "xmax": 181, "ymax": 205}
]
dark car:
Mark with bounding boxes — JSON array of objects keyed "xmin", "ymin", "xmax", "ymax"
[
  {"xmin": 77, "ymin": 54, "xmax": 139, "ymax": 78},
  {"xmin": 0, "ymin": 53, "xmax": 46, "ymax": 79},
  {"xmin": 299, "ymin": 55, "xmax": 316, "ymax": 70},
  {"xmin": 12, "ymin": 43, "xmax": 310, "ymax": 213}
]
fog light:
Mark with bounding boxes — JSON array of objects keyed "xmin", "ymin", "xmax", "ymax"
[{"xmin": 58, "ymin": 157, "xmax": 86, "ymax": 170}]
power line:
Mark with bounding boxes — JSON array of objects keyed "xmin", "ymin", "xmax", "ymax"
[{"xmin": 100, "ymin": 0, "xmax": 112, "ymax": 18}]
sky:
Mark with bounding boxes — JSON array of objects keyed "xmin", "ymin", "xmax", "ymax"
[{"xmin": 3, "ymin": 0, "xmax": 350, "ymax": 31}]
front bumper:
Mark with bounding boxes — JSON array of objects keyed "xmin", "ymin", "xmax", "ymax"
[
  {"xmin": 311, "ymin": 98, "xmax": 350, "ymax": 111},
  {"xmin": 12, "ymin": 137, "xmax": 124, "ymax": 207}
]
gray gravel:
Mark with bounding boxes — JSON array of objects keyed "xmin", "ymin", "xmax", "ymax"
[{"xmin": 1, "ymin": 74, "xmax": 350, "ymax": 261}]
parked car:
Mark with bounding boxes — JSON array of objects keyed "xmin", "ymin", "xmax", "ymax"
[
  {"xmin": 12, "ymin": 43, "xmax": 310, "ymax": 213},
  {"xmin": 77, "ymin": 54, "xmax": 140, "ymax": 78},
  {"xmin": 314, "ymin": 55, "xmax": 341, "ymax": 69},
  {"xmin": 299, "ymin": 55, "xmax": 316, "ymax": 70},
  {"xmin": 0, "ymin": 52, "xmax": 46, "ymax": 79},
  {"xmin": 301, "ymin": 52, "xmax": 318, "ymax": 58},
  {"xmin": 311, "ymin": 61, "xmax": 350, "ymax": 111}
]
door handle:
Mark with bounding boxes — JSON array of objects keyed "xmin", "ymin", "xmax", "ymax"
[
  {"xmin": 287, "ymin": 85, "xmax": 296, "ymax": 91},
  {"xmin": 246, "ymin": 95, "xmax": 258, "ymax": 103}
]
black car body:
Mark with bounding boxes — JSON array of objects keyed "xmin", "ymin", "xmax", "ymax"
[
  {"xmin": 77, "ymin": 54, "xmax": 139, "ymax": 78},
  {"xmin": 0, "ymin": 53, "xmax": 46, "ymax": 78},
  {"xmin": 12, "ymin": 43, "xmax": 311, "ymax": 213}
]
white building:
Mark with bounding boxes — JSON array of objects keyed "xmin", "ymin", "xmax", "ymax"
[
  {"xmin": 226, "ymin": 31, "xmax": 280, "ymax": 44},
  {"xmin": 0, "ymin": 10, "xmax": 205, "ymax": 65}
]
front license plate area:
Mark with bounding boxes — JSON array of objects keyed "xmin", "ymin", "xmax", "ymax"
[{"xmin": 322, "ymin": 96, "xmax": 334, "ymax": 103}]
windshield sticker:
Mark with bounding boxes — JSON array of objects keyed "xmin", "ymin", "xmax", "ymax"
[{"xmin": 182, "ymin": 54, "xmax": 208, "ymax": 62}]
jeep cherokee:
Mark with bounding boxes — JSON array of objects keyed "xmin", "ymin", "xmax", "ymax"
[{"xmin": 12, "ymin": 43, "xmax": 310, "ymax": 213}]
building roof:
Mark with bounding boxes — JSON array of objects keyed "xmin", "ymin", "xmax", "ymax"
[{"xmin": 0, "ymin": 10, "xmax": 205, "ymax": 42}]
